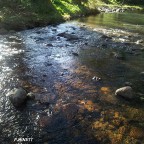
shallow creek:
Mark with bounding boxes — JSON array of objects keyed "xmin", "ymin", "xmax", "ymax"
[{"xmin": 0, "ymin": 12, "xmax": 144, "ymax": 143}]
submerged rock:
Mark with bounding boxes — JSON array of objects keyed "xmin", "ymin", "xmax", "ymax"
[
  {"xmin": 72, "ymin": 52, "xmax": 79, "ymax": 56},
  {"xmin": 135, "ymin": 39, "xmax": 143, "ymax": 44},
  {"xmin": 115, "ymin": 86, "xmax": 134, "ymax": 99},
  {"xmin": 116, "ymin": 8, "xmax": 121, "ymax": 12},
  {"xmin": 0, "ymin": 28, "xmax": 8, "ymax": 35},
  {"xmin": 51, "ymin": 28, "xmax": 57, "ymax": 32},
  {"xmin": 57, "ymin": 32, "xmax": 79, "ymax": 40},
  {"xmin": 45, "ymin": 43, "xmax": 53, "ymax": 47},
  {"xmin": 112, "ymin": 52, "xmax": 125, "ymax": 60},
  {"xmin": 7, "ymin": 87, "xmax": 27, "ymax": 107},
  {"xmin": 100, "ymin": 34, "xmax": 112, "ymax": 39},
  {"xmin": 27, "ymin": 92, "xmax": 35, "ymax": 100}
]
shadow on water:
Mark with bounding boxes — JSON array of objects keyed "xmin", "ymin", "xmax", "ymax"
[
  {"xmin": 0, "ymin": 0, "xmax": 64, "ymax": 30},
  {"xmin": 0, "ymin": 12, "xmax": 144, "ymax": 143}
]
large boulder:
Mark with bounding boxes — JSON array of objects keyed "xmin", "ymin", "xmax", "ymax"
[
  {"xmin": 7, "ymin": 87, "xmax": 27, "ymax": 107},
  {"xmin": 115, "ymin": 86, "xmax": 134, "ymax": 99}
]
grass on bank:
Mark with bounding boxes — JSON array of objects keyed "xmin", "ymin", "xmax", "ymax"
[{"xmin": 0, "ymin": 0, "xmax": 99, "ymax": 30}]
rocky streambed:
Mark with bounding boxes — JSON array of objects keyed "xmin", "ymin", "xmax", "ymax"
[
  {"xmin": 97, "ymin": 5, "xmax": 143, "ymax": 13},
  {"xmin": 0, "ymin": 12, "xmax": 144, "ymax": 143}
]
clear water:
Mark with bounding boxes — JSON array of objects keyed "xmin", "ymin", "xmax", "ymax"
[
  {"xmin": 0, "ymin": 12, "xmax": 144, "ymax": 143},
  {"xmin": 77, "ymin": 12, "xmax": 144, "ymax": 34}
]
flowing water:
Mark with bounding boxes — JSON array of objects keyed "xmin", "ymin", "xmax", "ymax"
[
  {"xmin": 78, "ymin": 12, "xmax": 144, "ymax": 34},
  {"xmin": 0, "ymin": 12, "xmax": 144, "ymax": 143}
]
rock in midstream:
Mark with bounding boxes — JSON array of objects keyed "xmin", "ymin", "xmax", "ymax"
[
  {"xmin": 57, "ymin": 32, "xmax": 79, "ymax": 40},
  {"xmin": 115, "ymin": 86, "xmax": 134, "ymax": 99},
  {"xmin": 72, "ymin": 52, "xmax": 79, "ymax": 56},
  {"xmin": 135, "ymin": 39, "xmax": 143, "ymax": 44},
  {"xmin": 27, "ymin": 92, "xmax": 35, "ymax": 100},
  {"xmin": 6, "ymin": 87, "xmax": 27, "ymax": 107}
]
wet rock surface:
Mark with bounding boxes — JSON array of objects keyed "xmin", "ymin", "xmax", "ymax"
[
  {"xmin": 6, "ymin": 87, "xmax": 27, "ymax": 107},
  {"xmin": 115, "ymin": 86, "xmax": 134, "ymax": 99}
]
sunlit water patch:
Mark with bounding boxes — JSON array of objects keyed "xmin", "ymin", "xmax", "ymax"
[
  {"xmin": 0, "ymin": 34, "xmax": 44, "ymax": 143},
  {"xmin": 76, "ymin": 12, "xmax": 144, "ymax": 34}
]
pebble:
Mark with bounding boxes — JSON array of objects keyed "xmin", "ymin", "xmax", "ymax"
[
  {"xmin": 135, "ymin": 39, "xmax": 143, "ymax": 44},
  {"xmin": 92, "ymin": 76, "xmax": 101, "ymax": 81}
]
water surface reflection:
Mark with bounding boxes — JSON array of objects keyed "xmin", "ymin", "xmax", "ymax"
[{"xmin": 0, "ymin": 12, "xmax": 144, "ymax": 143}]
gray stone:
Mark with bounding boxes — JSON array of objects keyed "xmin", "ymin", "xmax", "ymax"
[
  {"xmin": 72, "ymin": 52, "xmax": 79, "ymax": 56},
  {"xmin": 112, "ymin": 52, "xmax": 125, "ymax": 60},
  {"xmin": 9, "ymin": 30, "xmax": 16, "ymax": 33},
  {"xmin": 36, "ymin": 31, "xmax": 41, "ymax": 34},
  {"xmin": 115, "ymin": 86, "xmax": 134, "ymax": 99},
  {"xmin": 116, "ymin": 8, "xmax": 120, "ymax": 12},
  {"xmin": 57, "ymin": 32, "xmax": 66, "ymax": 37},
  {"xmin": 27, "ymin": 92, "xmax": 35, "ymax": 100},
  {"xmin": 100, "ymin": 34, "xmax": 112, "ymax": 39},
  {"xmin": 57, "ymin": 32, "xmax": 78, "ymax": 40},
  {"xmin": 51, "ymin": 28, "xmax": 57, "ymax": 32},
  {"xmin": 7, "ymin": 87, "xmax": 27, "ymax": 107},
  {"xmin": 46, "ymin": 43, "xmax": 53, "ymax": 47},
  {"xmin": 136, "ymin": 39, "xmax": 143, "ymax": 44},
  {"xmin": 62, "ymin": 103, "xmax": 79, "ymax": 120},
  {"xmin": 124, "ymin": 82, "xmax": 132, "ymax": 86}
]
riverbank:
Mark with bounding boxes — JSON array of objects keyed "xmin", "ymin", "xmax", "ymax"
[
  {"xmin": 0, "ymin": 0, "xmax": 99, "ymax": 33},
  {"xmin": 0, "ymin": 0, "xmax": 143, "ymax": 34}
]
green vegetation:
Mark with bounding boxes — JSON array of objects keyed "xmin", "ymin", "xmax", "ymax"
[
  {"xmin": 0, "ymin": 0, "xmax": 99, "ymax": 30},
  {"xmin": 0, "ymin": 0, "xmax": 143, "ymax": 31}
]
